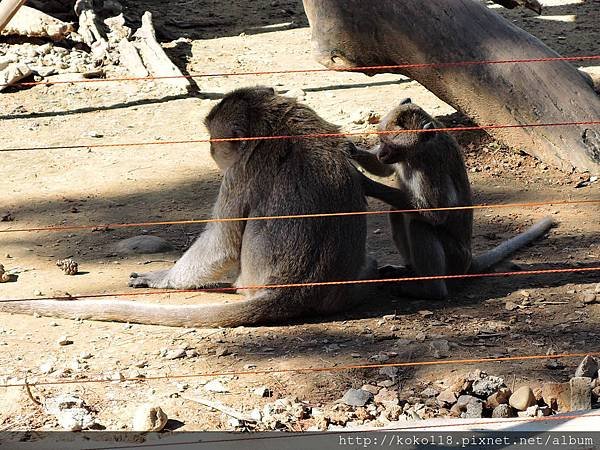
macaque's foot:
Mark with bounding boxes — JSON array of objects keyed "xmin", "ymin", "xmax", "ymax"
[
  {"xmin": 128, "ymin": 270, "xmax": 171, "ymax": 288},
  {"xmin": 378, "ymin": 264, "xmax": 412, "ymax": 279}
]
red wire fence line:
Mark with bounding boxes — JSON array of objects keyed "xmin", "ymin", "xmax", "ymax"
[
  {"xmin": 2, "ymin": 54, "xmax": 600, "ymax": 89},
  {"xmin": 3, "ymin": 351, "xmax": 600, "ymax": 388},
  {"xmin": 1, "ymin": 266, "xmax": 598, "ymax": 304},
  {"xmin": 1, "ymin": 199, "xmax": 598, "ymax": 234},
  {"xmin": 2, "ymin": 119, "xmax": 600, "ymax": 153}
]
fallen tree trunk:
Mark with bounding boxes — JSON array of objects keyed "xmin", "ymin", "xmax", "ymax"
[{"xmin": 302, "ymin": 0, "xmax": 600, "ymax": 173}]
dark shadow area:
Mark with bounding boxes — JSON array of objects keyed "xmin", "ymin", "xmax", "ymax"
[
  {"xmin": 162, "ymin": 40, "xmax": 202, "ymax": 94},
  {"xmin": 122, "ymin": 0, "xmax": 308, "ymax": 41},
  {"xmin": 498, "ymin": 1, "xmax": 600, "ymax": 66}
]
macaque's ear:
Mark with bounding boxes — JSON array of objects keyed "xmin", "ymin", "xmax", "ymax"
[
  {"xmin": 400, "ymin": 98, "xmax": 412, "ymax": 105},
  {"xmin": 256, "ymin": 86, "xmax": 276, "ymax": 96},
  {"xmin": 422, "ymin": 121, "xmax": 435, "ymax": 130}
]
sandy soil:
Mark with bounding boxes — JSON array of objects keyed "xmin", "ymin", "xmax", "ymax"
[{"xmin": 0, "ymin": 0, "xmax": 598, "ymax": 432}]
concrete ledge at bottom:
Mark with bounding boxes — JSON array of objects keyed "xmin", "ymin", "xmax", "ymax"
[{"xmin": 328, "ymin": 409, "xmax": 599, "ymax": 432}]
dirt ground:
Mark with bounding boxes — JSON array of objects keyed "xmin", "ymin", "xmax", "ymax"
[{"xmin": 0, "ymin": 0, "xmax": 599, "ymax": 432}]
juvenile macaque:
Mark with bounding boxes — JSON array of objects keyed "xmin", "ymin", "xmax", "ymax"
[{"xmin": 352, "ymin": 99, "xmax": 553, "ymax": 299}]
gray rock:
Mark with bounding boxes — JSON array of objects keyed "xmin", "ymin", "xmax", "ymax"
[
  {"xmin": 164, "ymin": 348, "xmax": 186, "ymax": 360},
  {"xmin": 472, "ymin": 376, "xmax": 505, "ymax": 397},
  {"xmin": 378, "ymin": 366, "xmax": 399, "ymax": 380},
  {"xmin": 429, "ymin": 339, "xmax": 450, "ymax": 359},
  {"xmin": 465, "ymin": 401, "xmax": 484, "ymax": 418},
  {"xmin": 114, "ymin": 235, "xmax": 175, "ymax": 254},
  {"xmin": 437, "ymin": 389, "xmax": 458, "ymax": 406},
  {"xmin": 420, "ymin": 387, "xmax": 439, "ymax": 398},
  {"xmin": 574, "ymin": 356, "xmax": 598, "ymax": 379},
  {"xmin": 570, "ymin": 377, "xmax": 592, "ymax": 411},
  {"xmin": 456, "ymin": 395, "xmax": 481, "ymax": 408},
  {"xmin": 341, "ymin": 388, "xmax": 373, "ymax": 407},
  {"xmin": 492, "ymin": 404, "xmax": 513, "ymax": 418}
]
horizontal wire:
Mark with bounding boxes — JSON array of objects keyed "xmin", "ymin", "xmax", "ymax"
[
  {"xmin": 2, "ymin": 120, "xmax": 600, "ymax": 153},
  {"xmin": 3, "ymin": 351, "xmax": 599, "ymax": 389},
  {"xmin": 1, "ymin": 267, "xmax": 598, "ymax": 303},
  {"xmin": 3, "ymin": 54, "xmax": 600, "ymax": 89},
  {"xmin": 1, "ymin": 199, "xmax": 598, "ymax": 234}
]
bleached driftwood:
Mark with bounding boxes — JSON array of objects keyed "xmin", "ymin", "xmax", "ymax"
[
  {"xmin": 74, "ymin": 0, "xmax": 107, "ymax": 47},
  {"xmin": 1, "ymin": 5, "xmax": 74, "ymax": 40},
  {"xmin": 0, "ymin": 63, "xmax": 32, "ymax": 92},
  {"xmin": 131, "ymin": 11, "xmax": 190, "ymax": 93},
  {"xmin": 117, "ymin": 38, "xmax": 149, "ymax": 78}
]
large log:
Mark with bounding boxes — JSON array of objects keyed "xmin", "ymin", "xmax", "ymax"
[
  {"xmin": 302, "ymin": 0, "xmax": 600, "ymax": 173},
  {"xmin": 0, "ymin": 0, "xmax": 27, "ymax": 33}
]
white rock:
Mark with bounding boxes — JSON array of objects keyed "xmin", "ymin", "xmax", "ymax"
[
  {"xmin": 44, "ymin": 395, "xmax": 96, "ymax": 431},
  {"xmin": 132, "ymin": 404, "xmax": 168, "ymax": 432},
  {"xmin": 204, "ymin": 380, "xmax": 229, "ymax": 393},
  {"xmin": 115, "ymin": 235, "xmax": 174, "ymax": 254},
  {"xmin": 164, "ymin": 348, "xmax": 186, "ymax": 360},
  {"xmin": 39, "ymin": 361, "xmax": 55, "ymax": 374}
]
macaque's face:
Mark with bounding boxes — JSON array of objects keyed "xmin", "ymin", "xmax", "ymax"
[
  {"xmin": 209, "ymin": 141, "xmax": 241, "ymax": 172},
  {"xmin": 376, "ymin": 99, "xmax": 436, "ymax": 164}
]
